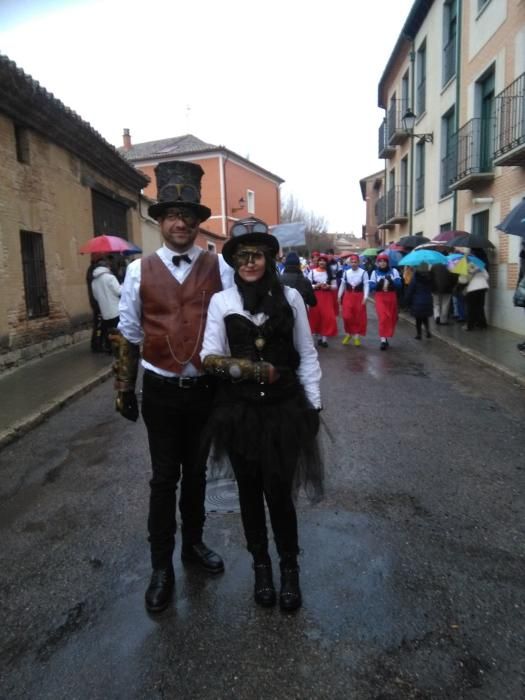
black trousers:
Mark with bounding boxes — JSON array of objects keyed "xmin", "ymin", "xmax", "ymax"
[
  {"xmin": 101, "ymin": 316, "xmax": 119, "ymax": 353},
  {"xmin": 141, "ymin": 371, "xmax": 215, "ymax": 569},
  {"xmin": 465, "ymin": 290, "xmax": 487, "ymax": 329},
  {"xmin": 229, "ymin": 452, "xmax": 299, "ymax": 558}
]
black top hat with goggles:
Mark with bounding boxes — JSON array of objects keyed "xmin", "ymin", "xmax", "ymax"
[
  {"xmin": 222, "ymin": 217, "xmax": 280, "ymax": 267},
  {"xmin": 148, "ymin": 160, "xmax": 212, "ymax": 221}
]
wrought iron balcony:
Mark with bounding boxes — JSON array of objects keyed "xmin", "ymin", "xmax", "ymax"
[
  {"xmin": 448, "ymin": 117, "xmax": 495, "ymax": 190},
  {"xmin": 378, "ymin": 119, "xmax": 396, "ymax": 159},
  {"xmin": 375, "ymin": 195, "xmax": 386, "ymax": 226},
  {"xmin": 387, "ymin": 98, "xmax": 409, "ymax": 145},
  {"xmin": 493, "ymin": 72, "xmax": 525, "ymax": 166},
  {"xmin": 386, "ymin": 186, "xmax": 409, "ymax": 224}
]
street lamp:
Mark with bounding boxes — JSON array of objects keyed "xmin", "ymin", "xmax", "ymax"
[
  {"xmin": 231, "ymin": 196, "xmax": 246, "ymax": 213},
  {"xmin": 402, "ymin": 109, "xmax": 433, "ymax": 143}
]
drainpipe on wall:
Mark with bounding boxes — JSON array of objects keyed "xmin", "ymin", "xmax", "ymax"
[
  {"xmin": 409, "ymin": 42, "xmax": 416, "ymax": 236},
  {"xmin": 452, "ymin": 0, "xmax": 463, "ymax": 230},
  {"xmin": 220, "ymin": 154, "xmax": 227, "ymax": 237}
]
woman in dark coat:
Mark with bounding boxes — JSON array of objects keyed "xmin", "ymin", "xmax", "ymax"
[
  {"xmin": 280, "ymin": 252, "xmax": 317, "ymax": 308},
  {"xmin": 404, "ymin": 264, "xmax": 434, "ymax": 339}
]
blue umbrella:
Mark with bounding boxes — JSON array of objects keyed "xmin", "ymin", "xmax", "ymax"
[
  {"xmin": 378, "ymin": 248, "xmax": 403, "ymax": 266},
  {"xmin": 398, "ymin": 249, "xmax": 448, "ymax": 267},
  {"xmin": 496, "ymin": 199, "xmax": 525, "ymax": 238},
  {"xmin": 446, "ymin": 253, "xmax": 486, "ymax": 269}
]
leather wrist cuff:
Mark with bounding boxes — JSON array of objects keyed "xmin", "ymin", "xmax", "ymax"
[
  {"xmin": 203, "ymin": 355, "xmax": 274, "ymax": 383},
  {"xmin": 108, "ymin": 329, "xmax": 140, "ymax": 392}
]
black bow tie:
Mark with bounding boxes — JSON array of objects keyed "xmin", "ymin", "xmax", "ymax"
[{"xmin": 172, "ymin": 254, "xmax": 192, "ymax": 267}]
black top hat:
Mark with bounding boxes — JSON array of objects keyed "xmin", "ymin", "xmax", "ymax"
[
  {"xmin": 222, "ymin": 217, "xmax": 280, "ymax": 267},
  {"xmin": 148, "ymin": 160, "xmax": 211, "ymax": 221}
]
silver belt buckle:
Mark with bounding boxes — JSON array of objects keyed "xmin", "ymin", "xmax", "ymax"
[{"xmin": 178, "ymin": 376, "xmax": 192, "ymax": 389}]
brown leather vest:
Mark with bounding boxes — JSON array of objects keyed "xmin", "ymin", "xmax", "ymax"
[{"xmin": 140, "ymin": 251, "xmax": 222, "ymax": 373}]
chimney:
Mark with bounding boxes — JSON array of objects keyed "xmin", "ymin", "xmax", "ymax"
[{"xmin": 123, "ymin": 128, "xmax": 131, "ymax": 151}]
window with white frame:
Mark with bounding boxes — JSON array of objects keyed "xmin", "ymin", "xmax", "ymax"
[{"xmin": 247, "ymin": 190, "xmax": 255, "ymax": 214}]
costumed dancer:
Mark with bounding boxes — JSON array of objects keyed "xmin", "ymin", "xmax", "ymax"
[
  {"xmin": 307, "ymin": 255, "xmax": 338, "ymax": 347},
  {"xmin": 201, "ymin": 217, "xmax": 324, "ymax": 612},
  {"xmin": 369, "ymin": 252, "xmax": 401, "ymax": 350},
  {"xmin": 338, "ymin": 253, "xmax": 369, "ymax": 346}
]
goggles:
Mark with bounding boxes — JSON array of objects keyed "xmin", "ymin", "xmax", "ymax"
[
  {"xmin": 233, "ymin": 247, "xmax": 267, "ymax": 266},
  {"xmin": 161, "ymin": 182, "xmax": 200, "ymax": 201},
  {"xmin": 163, "ymin": 208, "xmax": 199, "ymax": 226},
  {"xmin": 230, "ymin": 219, "xmax": 269, "ymax": 237}
]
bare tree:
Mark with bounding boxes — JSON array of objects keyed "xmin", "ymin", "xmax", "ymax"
[{"xmin": 280, "ymin": 194, "xmax": 329, "ymax": 236}]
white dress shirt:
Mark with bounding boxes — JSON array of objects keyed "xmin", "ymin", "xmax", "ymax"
[
  {"xmin": 118, "ymin": 244, "xmax": 234, "ymax": 377},
  {"xmin": 200, "ymin": 285, "xmax": 322, "ymax": 408}
]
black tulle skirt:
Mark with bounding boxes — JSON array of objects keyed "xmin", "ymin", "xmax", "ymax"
[{"xmin": 203, "ymin": 377, "xmax": 324, "ymax": 503}]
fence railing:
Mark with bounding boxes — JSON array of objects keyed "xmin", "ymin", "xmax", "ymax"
[
  {"xmin": 387, "ymin": 98, "xmax": 409, "ymax": 142},
  {"xmin": 386, "ymin": 186, "xmax": 408, "ymax": 221},
  {"xmin": 493, "ymin": 72, "xmax": 525, "ymax": 158},
  {"xmin": 448, "ymin": 117, "xmax": 495, "ymax": 183}
]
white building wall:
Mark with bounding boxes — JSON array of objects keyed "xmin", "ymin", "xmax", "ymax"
[{"xmin": 468, "ymin": 0, "xmax": 507, "ymax": 59}]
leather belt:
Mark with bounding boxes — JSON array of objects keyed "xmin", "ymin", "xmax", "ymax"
[{"xmin": 144, "ymin": 369, "xmax": 211, "ymax": 389}]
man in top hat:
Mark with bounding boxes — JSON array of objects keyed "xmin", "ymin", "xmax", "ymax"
[{"xmin": 113, "ymin": 160, "xmax": 233, "ymax": 613}]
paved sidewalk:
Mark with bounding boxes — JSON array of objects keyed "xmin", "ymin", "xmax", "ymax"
[
  {"xmin": 0, "ymin": 340, "xmax": 113, "ymax": 448},
  {"xmin": 0, "ymin": 320, "xmax": 523, "ymax": 449}
]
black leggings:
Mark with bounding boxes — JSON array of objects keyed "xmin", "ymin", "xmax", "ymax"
[
  {"xmin": 229, "ymin": 452, "xmax": 299, "ymax": 558},
  {"xmin": 415, "ymin": 317, "xmax": 430, "ymax": 336}
]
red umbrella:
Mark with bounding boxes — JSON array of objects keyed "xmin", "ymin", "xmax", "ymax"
[
  {"xmin": 432, "ymin": 230, "xmax": 468, "ymax": 243},
  {"xmin": 79, "ymin": 235, "xmax": 142, "ymax": 254}
]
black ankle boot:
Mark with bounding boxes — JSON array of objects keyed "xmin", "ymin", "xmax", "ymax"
[
  {"xmin": 253, "ymin": 553, "xmax": 276, "ymax": 607},
  {"xmin": 279, "ymin": 556, "xmax": 302, "ymax": 612},
  {"xmin": 145, "ymin": 566, "xmax": 175, "ymax": 613}
]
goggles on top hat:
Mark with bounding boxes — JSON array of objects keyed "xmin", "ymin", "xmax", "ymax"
[{"xmin": 230, "ymin": 219, "xmax": 269, "ymax": 237}]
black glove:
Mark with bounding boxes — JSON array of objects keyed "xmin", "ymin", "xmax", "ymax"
[{"xmin": 116, "ymin": 390, "xmax": 139, "ymax": 422}]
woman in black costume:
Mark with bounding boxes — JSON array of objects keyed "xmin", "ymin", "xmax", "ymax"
[{"xmin": 200, "ymin": 217, "xmax": 323, "ymax": 612}]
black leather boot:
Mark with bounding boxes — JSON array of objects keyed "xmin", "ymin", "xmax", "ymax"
[
  {"xmin": 145, "ymin": 566, "xmax": 175, "ymax": 613},
  {"xmin": 279, "ymin": 555, "xmax": 302, "ymax": 612},
  {"xmin": 253, "ymin": 552, "xmax": 276, "ymax": 608}
]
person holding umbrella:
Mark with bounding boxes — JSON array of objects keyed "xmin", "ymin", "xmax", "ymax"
[
  {"xmin": 112, "ymin": 160, "xmax": 234, "ymax": 614},
  {"xmin": 90, "ymin": 256, "xmax": 121, "ymax": 352},
  {"xmin": 369, "ymin": 253, "xmax": 402, "ymax": 350}
]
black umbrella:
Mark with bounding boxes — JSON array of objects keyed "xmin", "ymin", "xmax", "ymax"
[
  {"xmin": 448, "ymin": 233, "xmax": 495, "ymax": 249},
  {"xmin": 496, "ymin": 199, "xmax": 525, "ymax": 239},
  {"xmin": 398, "ymin": 234, "xmax": 431, "ymax": 249}
]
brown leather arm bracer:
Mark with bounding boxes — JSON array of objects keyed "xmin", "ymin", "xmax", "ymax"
[
  {"xmin": 202, "ymin": 355, "xmax": 280, "ymax": 384},
  {"xmin": 108, "ymin": 329, "xmax": 140, "ymax": 392}
]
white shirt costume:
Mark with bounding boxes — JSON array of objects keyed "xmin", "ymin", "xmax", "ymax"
[
  {"xmin": 337, "ymin": 268, "xmax": 370, "ymax": 302},
  {"xmin": 118, "ymin": 244, "xmax": 234, "ymax": 377},
  {"xmin": 200, "ymin": 285, "xmax": 322, "ymax": 408}
]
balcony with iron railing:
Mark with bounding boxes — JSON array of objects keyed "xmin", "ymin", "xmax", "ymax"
[
  {"xmin": 442, "ymin": 35, "xmax": 456, "ymax": 86},
  {"xmin": 448, "ymin": 117, "xmax": 495, "ymax": 190},
  {"xmin": 386, "ymin": 186, "xmax": 409, "ymax": 224},
  {"xmin": 378, "ymin": 118, "xmax": 396, "ymax": 159},
  {"xmin": 387, "ymin": 98, "xmax": 409, "ymax": 145},
  {"xmin": 375, "ymin": 195, "xmax": 386, "ymax": 226},
  {"xmin": 493, "ymin": 72, "xmax": 525, "ymax": 166}
]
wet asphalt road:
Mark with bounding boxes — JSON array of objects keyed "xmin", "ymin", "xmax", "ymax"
[{"xmin": 0, "ymin": 310, "xmax": 524, "ymax": 700}]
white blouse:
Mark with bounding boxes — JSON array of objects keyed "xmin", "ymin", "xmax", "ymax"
[
  {"xmin": 200, "ymin": 285, "xmax": 322, "ymax": 408},
  {"xmin": 337, "ymin": 268, "xmax": 370, "ymax": 301}
]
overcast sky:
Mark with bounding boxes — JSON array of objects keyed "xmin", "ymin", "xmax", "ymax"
[{"xmin": 0, "ymin": 0, "xmax": 415, "ymax": 234}]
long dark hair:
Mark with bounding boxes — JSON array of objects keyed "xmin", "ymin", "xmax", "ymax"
[{"xmin": 234, "ymin": 251, "xmax": 295, "ymax": 334}]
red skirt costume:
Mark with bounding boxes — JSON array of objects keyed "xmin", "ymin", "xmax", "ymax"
[
  {"xmin": 341, "ymin": 290, "xmax": 367, "ymax": 335},
  {"xmin": 307, "ymin": 268, "xmax": 338, "ymax": 336},
  {"xmin": 375, "ymin": 291, "xmax": 398, "ymax": 337},
  {"xmin": 309, "ymin": 289, "xmax": 338, "ymax": 336}
]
